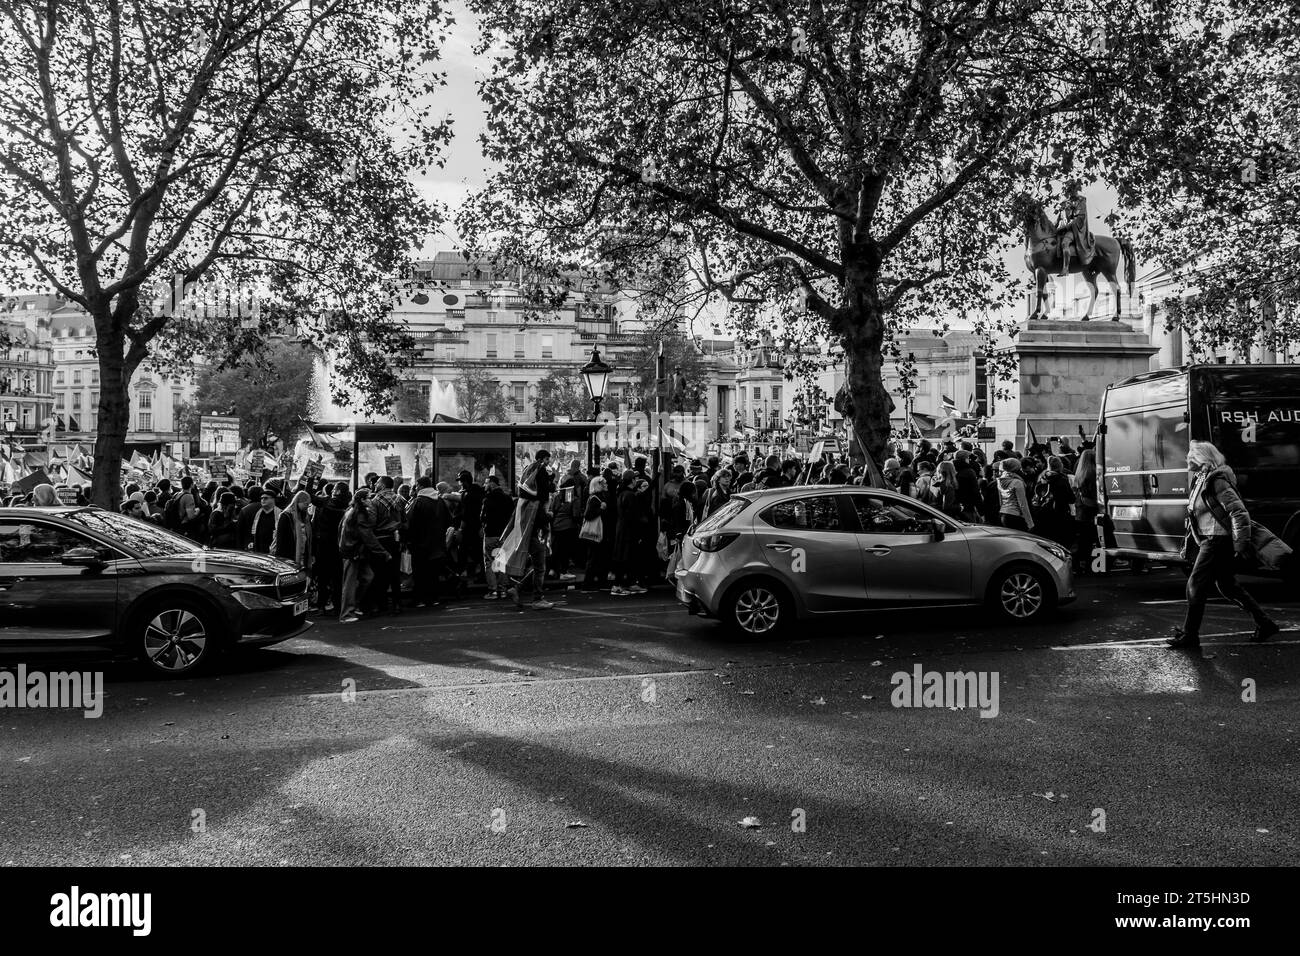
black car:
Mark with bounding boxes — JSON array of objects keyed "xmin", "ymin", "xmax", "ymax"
[{"xmin": 0, "ymin": 506, "xmax": 312, "ymax": 677}]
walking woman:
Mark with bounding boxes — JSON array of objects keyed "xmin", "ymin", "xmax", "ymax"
[{"xmin": 1169, "ymin": 441, "xmax": 1280, "ymax": 649}]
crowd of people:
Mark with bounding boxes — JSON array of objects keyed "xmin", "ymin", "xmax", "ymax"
[{"xmin": 0, "ymin": 432, "xmax": 1103, "ymax": 622}]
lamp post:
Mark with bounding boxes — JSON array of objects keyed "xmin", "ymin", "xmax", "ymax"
[
  {"xmin": 2, "ymin": 416, "xmax": 16, "ymax": 460},
  {"xmin": 578, "ymin": 345, "xmax": 612, "ymax": 417}
]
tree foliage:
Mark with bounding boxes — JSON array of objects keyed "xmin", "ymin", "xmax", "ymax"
[
  {"xmin": 461, "ymin": 0, "xmax": 1266, "ymax": 461},
  {"xmin": 0, "ymin": 0, "xmax": 452, "ymax": 505},
  {"xmin": 1113, "ymin": 2, "xmax": 1300, "ymax": 359},
  {"xmin": 624, "ymin": 330, "xmax": 709, "ymax": 413},
  {"xmin": 533, "ymin": 366, "xmax": 592, "ymax": 420},
  {"xmin": 190, "ymin": 339, "xmax": 315, "ymax": 448},
  {"xmin": 452, "ymin": 363, "xmax": 508, "ymax": 422}
]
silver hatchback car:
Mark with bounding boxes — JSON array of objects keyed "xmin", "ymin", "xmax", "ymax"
[{"xmin": 676, "ymin": 485, "xmax": 1075, "ymax": 638}]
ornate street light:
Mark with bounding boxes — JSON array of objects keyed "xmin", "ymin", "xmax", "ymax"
[
  {"xmin": 579, "ymin": 345, "xmax": 613, "ymax": 417},
  {"xmin": 2, "ymin": 417, "xmax": 15, "ymax": 436}
]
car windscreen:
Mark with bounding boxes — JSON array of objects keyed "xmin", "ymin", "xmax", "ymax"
[
  {"xmin": 64, "ymin": 509, "xmax": 199, "ymax": 558},
  {"xmin": 692, "ymin": 496, "xmax": 750, "ymax": 535}
]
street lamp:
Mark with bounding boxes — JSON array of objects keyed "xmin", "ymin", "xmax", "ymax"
[{"xmin": 579, "ymin": 345, "xmax": 613, "ymax": 417}]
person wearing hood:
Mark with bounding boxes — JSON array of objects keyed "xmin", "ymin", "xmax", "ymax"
[
  {"xmin": 1169, "ymin": 441, "xmax": 1280, "ymax": 649},
  {"xmin": 996, "ymin": 458, "xmax": 1035, "ymax": 533},
  {"xmin": 311, "ymin": 483, "xmax": 350, "ymax": 614},
  {"xmin": 208, "ymin": 492, "xmax": 242, "ymax": 550},
  {"xmin": 1031, "ymin": 455, "xmax": 1076, "ymax": 547},
  {"xmin": 273, "ymin": 490, "xmax": 314, "ymax": 569},
  {"xmin": 406, "ymin": 475, "xmax": 452, "ymax": 608}
]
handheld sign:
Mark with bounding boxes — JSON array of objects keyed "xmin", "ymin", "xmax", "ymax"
[{"xmin": 55, "ymin": 485, "xmax": 79, "ymax": 504}]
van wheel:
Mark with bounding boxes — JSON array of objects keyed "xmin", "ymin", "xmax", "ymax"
[
  {"xmin": 131, "ymin": 596, "xmax": 222, "ymax": 678},
  {"xmin": 987, "ymin": 565, "xmax": 1054, "ymax": 624},
  {"xmin": 722, "ymin": 580, "xmax": 792, "ymax": 640}
]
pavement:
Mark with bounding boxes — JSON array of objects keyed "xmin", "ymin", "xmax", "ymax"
[{"xmin": 2, "ymin": 567, "xmax": 1298, "ymax": 866}]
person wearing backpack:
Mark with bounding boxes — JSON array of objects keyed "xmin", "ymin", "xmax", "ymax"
[
  {"xmin": 1031, "ymin": 456, "xmax": 1076, "ymax": 547},
  {"xmin": 1169, "ymin": 441, "xmax": 1282, "ymax": 649}
]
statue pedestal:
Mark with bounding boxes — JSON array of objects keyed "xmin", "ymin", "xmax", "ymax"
[{"xmin": 989, "ymin": 318, "xmax": 1158, "ymax": 449}]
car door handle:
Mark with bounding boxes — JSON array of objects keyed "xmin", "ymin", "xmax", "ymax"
[
  {"xmin": 765, "ymin": 543, "xmax": 793, "ymax": 553},
  {"xmin": 863, "ymin": 546, "xmax": 892, "ymax": 555}
]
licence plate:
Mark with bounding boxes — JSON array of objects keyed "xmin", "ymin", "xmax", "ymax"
[
  {"xmin": 1111, "ymin": 506, "xmax": 1143, "ymax": 521},
  {"xmin": 293, "ymin": 599, "xmax": 308, "ymax": 616}
]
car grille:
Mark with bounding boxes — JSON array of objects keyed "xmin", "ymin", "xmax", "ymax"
[{"xmin": 276, "ymin": 571, "xmax": 308, "ymax": 600}]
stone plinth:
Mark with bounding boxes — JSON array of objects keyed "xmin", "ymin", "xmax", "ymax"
[{"xmin": 990, "ymin": 318, "xmax": 1158, "ymax": 448}]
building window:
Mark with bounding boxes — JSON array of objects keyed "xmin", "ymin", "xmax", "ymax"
[
  {"xmin": 486, "ymin": 311, "xmax": 497, "ymax": 324},
  {"xmin": 54, "ymin": 394, "xmax": 64, "ymax": 409},
  {"xmin": 541, "ymin": 335, "xmax": 553, "ymax": 360},
  {"xmin": 87, "ymin": 413, "xmax": 96, "ymax": 431},
  {"xmin": 72, "ymin": 370, "xmax": 82, "ymax": 385},
  {"xmin": 511, "ymin": 382, "xmax": 526, "ymax": 413},
  {"xmin": 486, "ymin": 333, "xmax": 497, "ymax": 358},
  {"xmin": 56, "ymin": 351, "xmax": 64, "ymax": 362},
  {"xmin": 173, "ymin": 391, "xmax": 181, "ymax": 412},
  {"xmin": 138, "ymin": 412, "xmax": 152, "ymax": 431},
  {"xmin": 771, "ymin": 385, "xmax": 781, "ymax": 402},
  {"xmin": 138, "ymin": 391, "xmax": 152, "ymax": 409},
  {"xmin": 91, "ymin": 369, "xmax": 99, "ymax": 385},
  {"xmin": 56, "ymin": 369, "xmax": 64, "ymax": 385},
  {"xmin": 71, "ymin": 393, "xmax": 81, "ymax": 410},
  {"xmin": 514, "ymin": 334, "xmax": 525, "ymax": 359},
  {"xmin": 90, "ymin": 391, "xmax": 98, "ymax": 410},
  {"xmin": 753, "ymin": 386, "xmax": 761, "ymax": 401}
]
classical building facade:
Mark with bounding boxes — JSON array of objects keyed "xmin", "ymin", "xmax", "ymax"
[
  {"xmin": 0, "ymin": 295, "xmax": 56, "ymax": 441},
  {"xmin": 396, "ymin": 252, "xmax": 740, "ymax": 441}
]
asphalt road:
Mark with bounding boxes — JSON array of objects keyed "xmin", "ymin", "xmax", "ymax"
[{"xmin": 3, "ymin": 567, "xmax": 1299, "ymax": 866}]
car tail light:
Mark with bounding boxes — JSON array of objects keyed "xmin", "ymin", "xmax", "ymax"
[{"xmin": 693, "ymin": 532, "xmax": 739, "ymax": 552}]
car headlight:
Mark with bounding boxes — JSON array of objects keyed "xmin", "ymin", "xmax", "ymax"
[
  {"xmin": 1034, "ymin": 541, "xmax": 1070, "ymax": 563},
  {"xmin": 213, "ymin": 573, "xmax": 277, "ymax": 589}
]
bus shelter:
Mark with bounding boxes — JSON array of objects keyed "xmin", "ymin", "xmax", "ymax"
[{"xmin": 307, "ymin": 421, "xmax": 600, "ymax": 492}]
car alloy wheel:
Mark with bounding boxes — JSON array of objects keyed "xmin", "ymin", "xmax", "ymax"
[
  {"xmin": 734, "ymin": 586, "xmax": 781, "ymax": 635},
  {"xmin": 143, "ymin": 608, "xmax": 209, "ymax": 673},
  {"xmin": 999, "ymin": 571, "xmax": 1044, "ymax": 620}
]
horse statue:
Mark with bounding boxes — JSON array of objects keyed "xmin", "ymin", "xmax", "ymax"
[{"xmin": 1014, "ymin": 193, "xmax": 1136, "ymax": 321}]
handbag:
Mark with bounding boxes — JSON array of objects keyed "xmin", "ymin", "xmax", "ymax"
[
  {"xmin": 664, "ymin": 540, "xmax": 682, "ymax": 582},
  {"xmin": 656, "ymin": 530, "xmax": 671, "ymax": 560},
  {"xmin": 579, "ymin": 516, "xmax": 602, "ymax": 543},
  {"xmin": 400, "ymin": 550, "xmax": 413, "ymax": 575}
]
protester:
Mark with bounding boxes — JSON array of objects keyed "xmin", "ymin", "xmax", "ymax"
[
  {"xmin": 311, "ymin": 483, "xmax": 350, "ymax": 614},
  {"xmin": 369, "ymin": 475, "xmax": 405, "ymax": 615},
  {"xmin": 245, "ymin": 490, "xmax": 280, "ymax": 553},
  {"xmin": 581, "ymin": 475, "xmax": 612, "ymax": 591},
  {"xmin": 1032, "ymin": 455, "xmax": 1076, "ymax": 547},
  {"xmin": 549, "ymin": 460, "xmax": 585, "ymax": 582},
  {"xmin": 612, "ymin": 468, "xmax": 649, "ymax": 596},
  {"xmin": 273, "ymin": 490, "xmax": 314, "ymax": 569},
  {"xmin": 208, "ymin": 492, "xmax": 241, "ymax": 550},
  {"xmin": 480, "ymin": 473, "xmax": 513, "ymax": 599},
  {"xmin": 996, "ymin": 458, "xmax": 1035, "ymax": 533},
  {"xmin": 338, "ymin": 488, "xmax": 388, "ymax": 624},
  {"xmin": 700, "ymin": 469, "xmax": 732, "ymax": 520},
  {"xmin": 456, "ymin": 469, "xmax": 486, "ymax": 586},
  {"xmin": 406, "ymin": 475, "xmax": 451, "ymax": 609},
  {"xmin": 1073, "ymin": 448, "xmax": 1099, "ymax": 575}
]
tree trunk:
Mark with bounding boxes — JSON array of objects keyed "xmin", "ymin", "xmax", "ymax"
[
  {"xmin": 835, "ymin": 250, "xmax": 894, "ymax": 469},
  {"xmin": 92, "ymin": 322, "xmax": 129, "ymax": 511}
]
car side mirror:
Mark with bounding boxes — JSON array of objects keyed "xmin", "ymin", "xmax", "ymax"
[
  {"xmin": 930, "ymin": 519, "xmax": 946, "ymax": 541},
  {"xmin": 61, "ymin": 546, "xmax": 105, "ymax": 569}
]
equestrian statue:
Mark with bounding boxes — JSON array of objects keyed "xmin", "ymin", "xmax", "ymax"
[{"xmin": 1016, "ymin": 183, "xmax": 1136, "ymax": 321}]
